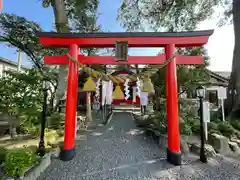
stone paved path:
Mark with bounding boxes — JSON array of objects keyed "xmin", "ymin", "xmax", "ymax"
[{"xmin": 38, "ymin": 112, "xmax": 240, "ymax": 180}]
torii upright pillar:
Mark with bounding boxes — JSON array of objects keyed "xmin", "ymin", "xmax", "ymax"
[
  {"xmin": 59, "ymin": 44, "xmax": 79, "ymax": 161},
  {"xmin": 165, "ymin": 44, "xmax": 181, "ymax": 165}
]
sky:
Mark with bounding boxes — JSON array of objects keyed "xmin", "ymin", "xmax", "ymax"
[{"xmin": 0, "ymin": 0, "xmax": 234, "ymax": 72}]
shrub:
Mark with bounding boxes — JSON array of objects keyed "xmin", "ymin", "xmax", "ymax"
[
  {"xmin": 180, "ymin": 122, "xmax": 192, "ymax": 136},
  {"xmin": 186, "ymin": 118, "xmax": 200, "ymax": 134},
  {"xmin": 209, "ymin": 129, "xmax": 221, "ymax": 135},
  {"xmin": 211, "ymin": 118, "xmax": 222, "ymax": 123},
  {"xmin": 45, "ymin": 129, "xmax": 59, "ymax": 146},
  {"xmin": 208, "ymin": 122, "xmax": 219, "ymax": 131},
  {"xmin": 180, "ymin": 101, "xmax": 198, "ymax": 118},
  {"xmin": 47, "ymin": 112, "xmax": 65, "ymax": 129},
  {"xmin": 0, "ymin": 147, "xmax": 7, "ymax": 163},
  {"xmin": 234, "ymin": 130, "xmax": 240, "ymax": 139},
  {"xmin": 230, "ymin": 120, "xmax": 240, "ymax": 131},
  {"xmin": 4, "ymin": 148, "xmax": 40, "ymax": 177},
  {"xmin": 19, "ymin": 123, "xmax": 40, "ymax": 137},
  {"xmin": 158, "ymin": 126, "xmax": 167, "ymax": 134},
  {"xmin": 217, "ymin": 121, "xmax": 235, "ymax": 138},
  {"xmin": 145, "ymin": 111, "xmax": 167, "ymax": 134},
  {"xmin": 191, "ymin": 121, "xmax": 200, "ymax": 134},
  {"xmin": 154, "ymin": 111, "xmax": 167, "ymax": 122}
]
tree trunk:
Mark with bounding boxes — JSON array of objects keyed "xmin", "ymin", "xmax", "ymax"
[
  {"xmin": 9, "ymin": 116, "xmax": 17, "ymax": 139},
  {"xmin": 51, "ymin": 0, "xmax": 70, "ymax": 107},
  {"xmin": 10, "ymin": 126, "xmax": 17, "ymax": 139},
  {"xmin": 86, "ymin": 92, "xmax": 92, "ymax": 121},
  {"xmin": 226, "ymin": 0, "xmax": 240, "ymax": 118},
  {"xmin": 135, "ymin": 65, "xmax": 140, "ymax": 74}
]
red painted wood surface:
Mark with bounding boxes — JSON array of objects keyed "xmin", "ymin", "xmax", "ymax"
[
  {"xmin": 63, "ymin": 44, "xmax": 79, "ymax": 151},
  {"xmin": 44, "ymin": 54, "xmax": 203, "ymax": 65},
  {"xmin": 0, "ymin": 0, "xmax": 2, "ymax": 13},
  {"xmin": 39, "ymin": 36, "xmax": 210, "ymax": 48},
  {"xmin": 166, "ymin": 44, "xmax": 180, "ymax": 153}
]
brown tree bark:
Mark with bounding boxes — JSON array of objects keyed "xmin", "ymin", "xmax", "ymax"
[
  {"xmin": 50, "ymin": 0, "xmax": 70, "ymax": 105},
  {"xmin": 135, "ymin": 65, "xmax": 140, "ymax": 74},
  {"xmin": 226, "ymin": 0, "xmax": 240, "ymax": 118}
]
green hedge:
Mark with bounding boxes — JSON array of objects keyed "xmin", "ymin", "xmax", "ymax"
[
  {"xmin": 139, "ymin": 108, "xmax": 240, "ymax": 139},
  {"xmin": 4, "ymin": 148, "xmax": 40, "ymax": 177},
  {"xmin": 0, "ymin": 147, "xmax": 7, "ymax": 164},
  {"xmin": 230, "ymin": 120, "xmax": 240, "ymax": 131}
]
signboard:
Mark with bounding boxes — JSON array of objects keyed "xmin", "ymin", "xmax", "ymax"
[
  {"xmin": 140, "ymin": 92, "xmax": 148, "ymax": 105},
  {"xmin": 203, "ymin": 101, "xmax": 210, "ymax": 123},
  {"xmin": 115, "ymin": 40, "xmax": 128, "ymax": 61},
  {"xmin": 92, "ymin": 103, "xmax": 100, "ymax": 110},
  {"xmin": 217, "ymin": 87, "xmax": 227, "ymax": 99},
  {"xmin": 217, "ymin": 87, "xmax": 227, "ymax": 121},
  {"xmin": 147, "ymin": 104, "xmax": 154, "ymax": 114}
]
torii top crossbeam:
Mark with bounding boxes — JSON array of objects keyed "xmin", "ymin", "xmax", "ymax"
[{"xmin": 36, "ymin": 30, "xmax": 214, "ymax": 48}]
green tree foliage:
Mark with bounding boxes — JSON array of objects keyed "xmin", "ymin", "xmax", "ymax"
[
  {"xmin": 0, "ymin": 13, "xmax": 66, "ymax": 69},
  {"xmin": 117, "ymin": 0, "xmax": 219, "ymax": 99},
  {"xmin": 0, "ymin": 69, "xmax": 54, "ymax": 135},
  {"xmin": 0, "ymin": 2, "xmax": 103, "ymax": 109},
  {"xmin": 41, "ymin": 0, "xmax": 103, "ymax": 103},
  {"xmin": 0, "ymin": 69, "xmax": 44, "ymax": 116},
  {"xmin": 118, "ymin": 0, "xmax": 225, "ymax": 32},
  {"xmin": 151, "ymin": 47, "xmax": 210, "ymax": 97},
  {"xmin": 0, "ymin": 14, "xmax": 62, "ymax": 107}
]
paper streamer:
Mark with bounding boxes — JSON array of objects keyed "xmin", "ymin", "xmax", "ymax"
[
  {"xmin": 124, "ymin": 79, "xmax": 130, "ymax": 100},
  {"xmin": 95, "ymin": 79, "xmax": 101, "ymax": 103},
  {"xmin": 136, "ymin": 77, "xmax": 141, "ymax": 97}
]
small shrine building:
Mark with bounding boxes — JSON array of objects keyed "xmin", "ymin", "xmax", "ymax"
[{"xmin": 78, "ymin": 69, "xmax": 140, "ymax": 105}]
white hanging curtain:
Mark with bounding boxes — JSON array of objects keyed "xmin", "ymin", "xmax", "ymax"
[
  {"xmin": 106, "ymin": 81, "xmax": 113, "ymax": 105},
  {"xmin": 101, "ymin": 81, "xmax": 108, "ymax": 105}
]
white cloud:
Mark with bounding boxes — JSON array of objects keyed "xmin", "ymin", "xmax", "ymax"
[
  {"xmin": 206, "ymin": 25, "xmax": 234, "ymax": 72},
  {"xmin": 197, "ymin": 7, "xmax": 234, "ymax": 72}
]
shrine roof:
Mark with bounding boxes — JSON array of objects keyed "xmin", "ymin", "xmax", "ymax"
[
  {"xmin": 36, "ymin": 30, "xmax": 213, "ymax": 38},
  {"xmin": 110, "ymin": 70, "xmax": 135, "ymax": 76},
  {"xmin": 37, "ymin": 30, "xmax": 214, "ymax": 48}
]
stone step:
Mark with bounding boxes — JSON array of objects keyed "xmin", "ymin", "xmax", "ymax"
[{"xmin": 113, "ymin": 105, "xmax": 140, "ymax": 110}]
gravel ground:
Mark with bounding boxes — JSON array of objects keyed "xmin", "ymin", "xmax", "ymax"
[{"xmin": 37, "ymin": 112, "xmax": 240, "ymax": 180}]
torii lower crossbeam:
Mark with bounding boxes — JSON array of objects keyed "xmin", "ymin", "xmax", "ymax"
[
  {"xmin": 44, "ymin": 54, "xmax": 203, "ymax": 65},
  {"xmin": 37, "ymin": 30, "xmax": 213, "ymax": 166}
]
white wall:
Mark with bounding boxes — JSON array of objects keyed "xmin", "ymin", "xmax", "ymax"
[
  {"xmin": 0, "ymin": 64, "xmax": 3, "ymax": 78},
  {"xmin": 0, "ymin": 62, "xmax": 26, "ymax": 78},
  {"xmin": 206, "ymin": 86, "xmax": 221, "ymax": 91}
]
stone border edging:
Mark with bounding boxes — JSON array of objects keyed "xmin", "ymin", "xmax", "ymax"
[
  {"xmin": 3, "ymin": 147, "xmax": 60, "ymax": 180},
  {"xmin": 132, "ymin": 114, "xmax": 192, "ymax": 155},
  {"xmin": 132, "ymin": 114, "xmax": 234, "ymax": 158}
]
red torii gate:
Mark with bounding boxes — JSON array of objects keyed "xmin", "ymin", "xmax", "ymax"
[{"xmin": 37, "ymin": 30, "xmax": 213, "ymax": 166}]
